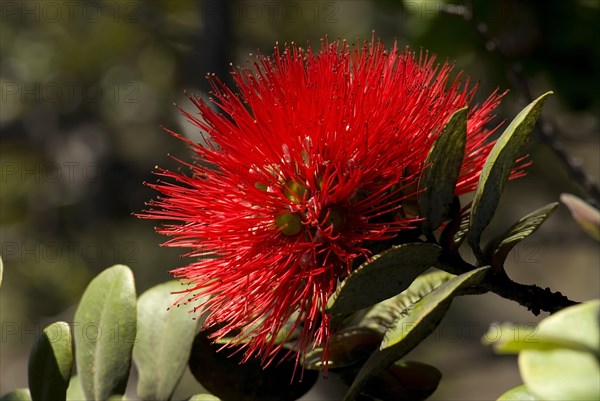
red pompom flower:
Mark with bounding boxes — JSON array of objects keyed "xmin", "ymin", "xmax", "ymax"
[{"xmin": 141, "ymin": 37, "xmax": 506, "ymax": 367}]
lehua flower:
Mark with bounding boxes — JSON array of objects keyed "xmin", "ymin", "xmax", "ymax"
[{"xmin": 141, "ymin": 37, "xmax": 508, "ymax": 369}]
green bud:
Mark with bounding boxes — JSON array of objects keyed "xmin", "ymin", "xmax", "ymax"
[
  {"xmin": 275, "ymin": 213, "xmax": 303, "ymax": 236},
  {"xmin": 284, "ymin": 180, "xmax": 308, "ymax": 203}
]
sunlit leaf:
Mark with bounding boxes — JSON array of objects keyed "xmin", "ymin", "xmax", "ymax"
[
  {"xmin": 327, "ymin": 243, "xmax": 442, "ymax": 316},
  {"xmin": 343, "ymin": 267, "xmax": 489, "ymax": 400},
  {"xmin": 489, "ymin": 202, "xmax": 559, "ymax": 267},
  {"xmin": 358, "ymin": 270, "xmax": 456, "ymax": 336},
  {"xmin": 469, "ymin": 92, "xmax": 553, "ymax": 259},
  {"xmin": 0, "ymin": 389, "xmax": 31, "ymax": 401},
  {"xmin": 491, "ymin": 301, "xmax": 600, "ymax": 401},
  {"xmin": 133, "ymin": 281, "xmax": 200, "ymax": 401},
  {"xmin": 382, "ymin": 267, "xmax": 488, "ymax": 350},
  {"xmin": 305, "ymin": 271, "xmax": 454, "ymax": 370},
  {"xmin": 419, "ymin": 107, "xmax": 468, "ymax": 232},
  {"xmin": 65, "ymin": 376, "xmax": 84, "ymax": 401},
  {"xmin": 73, "ymin": 265, "xmax": 137, "ymax": 401},
  {"xmin": 485, "ymin": 301, "xmax": 600, "ymax": 356},
  {"xmin": 187, "ymin": 395, "xmax": 222, "ymax": 401},
  {"xmin": 497, "ymin": 385, "xmax": 538, "ymax": 401},
  {"xmin": 520, "ymin": 348, "xmax": 599, "ymax": 401},
  {"xmin": 534, "ymin": 299, "xmax": 599, "ymax": 353},
  {"xmin": 482, "ymin": 323, "xmax": 544, "ymax": 353},
  {"xmin": 28, "ymin": 322, "xmax": 73, "ymax": 401}
]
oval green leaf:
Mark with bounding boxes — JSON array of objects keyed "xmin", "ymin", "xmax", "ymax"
[
  {"xmin": 305, "ymin": 271, "xmax": 454, "ymax": 371},
  {"xmin": 327, "ymin": 243, "xmax": 442, "ymax": 316},
  {"xmin": 497, "ymin": 385, "xmax": 538, "ymax": 401},
  {"xmin": 382, "ymin": 266, "xmax": 489, "ymax": 349},
  {"xmin": 489, "ymin": 202, "xmax": 559, "ymax": 267},
  {"xmin": 535, "ymin": 299, "xmax": 599, "ymax": 353},
  {"xmin": 133, "ymin": 280, "xmax": 200, "ymax": 401},
  {"xmin": 73, "ymin": 265, "xmax": 137, "ymax": 401},
  {"xmin": 519, "ymin": 300, "xmax": 600, "ymax": 401},
  {"xmin": 66, "ymin": 376, "xmax": 85, "ymax": 401},
  {"xmin": 469, "ymin": 92, "xmax": 553, "ymax": 260},
  {"xmin": 520, "ymin": 348, "xmax": 599, "ymax": 401},
  {"xmin": 343, "ymin": 266, "xmax": 489, "ymax": 401},
  {"xmin": 28, "ymin": 321, "xmax": 73, "ymax": 401},
  {"xmin": 419, "ymin": 107, "xmax": 468, "ymax": 232},
  {"xmin": 187, "ymin": 395, "xmax": 222, "ymax": 401},
  {"xmin": 359, "ymin": 270, "xmax": 455, "ymax": 336},
  {"xmin": 0, "ymin": 390, "xmax": 31, "ymax": 401},
  {"xmin": 188, "ymin": 331, "xmax": 317, "ymax": 401},
  {"xmin": 482, "ymin": 323, "xmax": 542, "ymax": 354}
]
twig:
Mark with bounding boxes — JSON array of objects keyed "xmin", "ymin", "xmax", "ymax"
[
  {"xmin": 441, "ymin": 4, "xmax": 600, "ymax": 203},
  {"xmin": 438, "ymin": 254, "xmax": 578, "ymax": 315}
]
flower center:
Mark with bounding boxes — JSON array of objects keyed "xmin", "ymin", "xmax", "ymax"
[{"xmin": 273, "ymin": 175, "xmax": 349, "ymax": 238}]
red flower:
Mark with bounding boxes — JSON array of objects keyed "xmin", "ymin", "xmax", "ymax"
[{"xmin": 141, "ymin": 38, "xmax": 507, "ymax": 368}]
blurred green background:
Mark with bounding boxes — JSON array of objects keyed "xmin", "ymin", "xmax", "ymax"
[{"xmin": 1, "ymin": 0, "xmax": 598, "ymax": 399}]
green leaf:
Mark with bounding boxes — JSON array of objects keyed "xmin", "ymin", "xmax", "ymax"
[
  {"xmin": 188, "ymin": 331, "xmax": 317, "ymax": 401},
  {"xmin": 133, "ymin": 281, "xmax": 200, "ymax": 401},
  {"xmin": 358, "ymin": 270, "xmax": 456, "ymax": 336},
  {"xmin": 487, "ymin": 300, "xmax": 600, "ymax": 355},
  {"xmin": 66, "ymin": 376, "xmax": 85, "ymax": 401},
  {"xmin": 327, "ymin": 243, "xmax": 442, "ymax": 316},
  {"xmin": 489, "ymin": 202, "xmax": 559, "ymax": 267},
  {"xmin": 497, "ymin": 385, "xmax": 539, "ymax": 401},
  {"xmin": 187, "ymin": 395, "xmax": 222, "ymax": 401},
  {"xmin": 469, "ymin": 92, "xmax": 553, "ymax": 259},
  {"xmin": 28, "ymin": 322, "xmax": 73, "ymax": 401},
  {"xmin": 343, "ymin": 266, "xmax": 489, "ymax": 401},
  {"xmin": 419, "ymin": 107, "xmax": 468, "ymax": 232},
  {"xmin": 303, "ymin": 327, "xmax": 382, "ymax": 370},
  {"xmin": 534, "ymin": 299, "xmax": 599, "ymax": 353},
  {"xmin": 73, "ymin": 265, "xmax": 137, "ymax": 401},
  {"xmin": 0, "ymin": 389, "xmax": 31, "ymax": 401},
  {"xmin": 382, "ymin": 266, "xmax": 488, "ymax": 349},
  {"xmin": 360, "ymin": 360, "xmax": 442, "ymax": 401},
  {"xmin": 520, "ymin": 301, "xmax": 600, "ymax": 401},
  {"xmin": 521, "ymin": 349, "xmax": 599, "ymax": 401},
  {"xmin": 304, "ymin": 271, "xmax": 454, "ymax": 370},
  {"xmin": 482, "ymin": 323, "xmax": 543, "ymax": 353}
]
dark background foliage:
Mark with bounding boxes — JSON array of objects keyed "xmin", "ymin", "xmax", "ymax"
[{"xmin": 1, "ymin": 1, "xmax": 598, "ymax": 399}]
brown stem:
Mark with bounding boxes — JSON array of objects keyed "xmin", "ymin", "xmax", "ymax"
[
  {"xmin": 438, "ymin": 253, "xmax": 578, "ymax": 315},
  {"xmin": 482, "ymin": 270, "xmax": 578, "ymax": 315}
]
